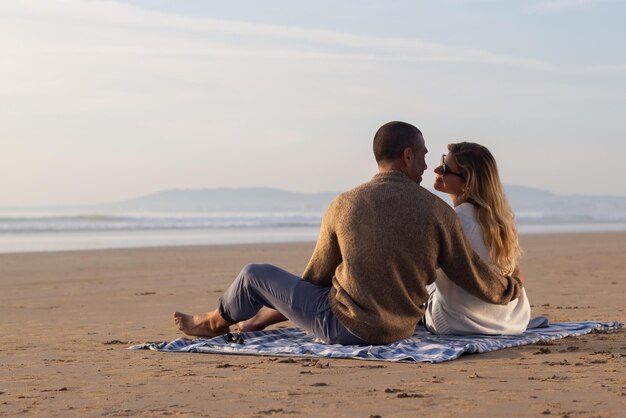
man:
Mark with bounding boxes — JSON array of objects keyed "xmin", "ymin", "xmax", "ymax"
[{"xmin": 174, "ymin": 121, "xmax": 523, "ymax": 345}]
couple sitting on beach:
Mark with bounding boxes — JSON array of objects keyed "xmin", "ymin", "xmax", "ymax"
[{"xmin": 174, "ymin": 121, "xmax": 530, "ymax": 345}]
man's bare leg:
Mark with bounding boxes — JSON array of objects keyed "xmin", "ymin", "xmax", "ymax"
[
  {"xmin": 173, "ymin": 310, "xmax": 232, "ymax": 338},
  {"xmin": 237, "ymin": 308, "xmax": 288, "ymax": 332}
]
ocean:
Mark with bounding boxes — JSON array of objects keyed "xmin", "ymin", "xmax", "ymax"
[
  {"xmin": 1, "ymin": 210, "xmax": 626, "ymax": 254},
  {"xmin": 0, "ymin": 211, "xmax": 323, "ymax": 253}
]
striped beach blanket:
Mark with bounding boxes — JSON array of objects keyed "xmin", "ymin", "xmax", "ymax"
[{"xmin": 129, "ymin": 318, "xmax": 623, "ymax": 363}]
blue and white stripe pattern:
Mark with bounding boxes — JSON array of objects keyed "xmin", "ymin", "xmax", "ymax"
[{"xmin": 129, "ymin": 318, "xmax": 623, "ymax": 363}]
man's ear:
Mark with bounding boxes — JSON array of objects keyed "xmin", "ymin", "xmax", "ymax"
[{"xmin": 402, "ymin": 147, "xmax": 413, "ymax": 164}]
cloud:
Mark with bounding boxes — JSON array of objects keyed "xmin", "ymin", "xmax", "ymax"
[
  {"xmin": 527, "ymin": 0, "xmax": 614, "ymax": 13},
  {"xmin": 0, "ymin": 0, "xmax": 556, "ymax": 71},
  {"xmin": 586, "ymin": 64, "xmax": 626, "ymax": 74}
]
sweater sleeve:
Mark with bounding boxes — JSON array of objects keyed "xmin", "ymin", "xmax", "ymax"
[
  {"xmin": 302, "ymin": 199, "xmax": 342, "ymax": 287},
  {"xmin": 437, "ymin": 210, "xmax": 523, "ymax": 305}
]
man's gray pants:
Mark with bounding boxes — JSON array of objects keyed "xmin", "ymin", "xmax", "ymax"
[{"xmin": 218, "ymin": 263, "xmax": 369, "ymax": 345}]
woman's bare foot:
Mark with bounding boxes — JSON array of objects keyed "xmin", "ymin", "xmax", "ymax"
[{"xmin": 173, "ymin": 310, "xmax": 231, "ymax": 338}]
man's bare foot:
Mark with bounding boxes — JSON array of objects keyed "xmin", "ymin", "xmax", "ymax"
[
  {"xmin": 173, "ymin": 310, "xmax": 231, "ymax": 338},
  {"xmin": 236, "ymin": 308, "xmax": 288, "ymax": 332},
  {"xmin": 236, "ymin": 316, "xmax": 265, "ymax": 332}
]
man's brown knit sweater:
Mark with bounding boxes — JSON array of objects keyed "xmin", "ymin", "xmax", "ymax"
[{"xmin": 302, "ymin": 171, "xmax": 523, "ymax": 345}]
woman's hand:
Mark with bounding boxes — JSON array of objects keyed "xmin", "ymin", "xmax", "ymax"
[{"xmin": 512, "ymin": 264, "xmax": 525, "ymax": 284}]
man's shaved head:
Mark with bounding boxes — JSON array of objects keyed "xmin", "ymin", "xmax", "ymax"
[{"xmin": 373, "ymin": 121, "xmax": 423, "ymax": 163}]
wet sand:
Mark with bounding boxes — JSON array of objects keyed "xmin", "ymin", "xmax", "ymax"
[{"xmin": 1, "ymin": 232, "xmax": 624, "ymax": 417}]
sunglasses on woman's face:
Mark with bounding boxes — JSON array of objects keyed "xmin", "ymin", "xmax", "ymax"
[{"xmin": 440, "ymin": 154, "xmax": 465, "ymax": 179}]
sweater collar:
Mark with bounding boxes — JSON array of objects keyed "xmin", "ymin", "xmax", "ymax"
[{"xmin": 372, "ymin": 170, "xmax": 412, "ymax": 182}]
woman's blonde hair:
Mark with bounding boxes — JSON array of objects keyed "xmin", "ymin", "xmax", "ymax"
[{"xmin": 449, "ymin": 142, "xmax": 522, "ymax": 274}]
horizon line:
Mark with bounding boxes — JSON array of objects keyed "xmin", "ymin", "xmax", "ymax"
[{"xmin": 2, "ymin": 183, "xmax": 626, "ymax": 210}]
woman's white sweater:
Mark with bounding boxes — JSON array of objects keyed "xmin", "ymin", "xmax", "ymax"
[{"xmin": 425, "ymin": 202, "xmax": 531, "ymax": 335}]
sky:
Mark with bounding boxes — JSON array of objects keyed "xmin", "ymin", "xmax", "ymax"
[{"xmin": 1, "ymin": 0, "xmax": 625, "ymax": 206}]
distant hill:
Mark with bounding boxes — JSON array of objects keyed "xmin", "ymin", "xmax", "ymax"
[
  {"xmin": 3, "ymin": 186, "xmax": 626, "ymax": 222},
  {"xmin": 97, "ymin": 188, "xmax": 339, "ymax": 212},
  {"xmin": 93, "ymin": 185, "xmax": 626, "ymax": 222},
  {"xmin": 504, "ymin": 185, "xmax": 626, "ymax": 221}
]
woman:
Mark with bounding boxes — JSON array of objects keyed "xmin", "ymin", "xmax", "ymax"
[{"xmin": 424, "ymin": 142, "xmax": 530, "ymax": 335}]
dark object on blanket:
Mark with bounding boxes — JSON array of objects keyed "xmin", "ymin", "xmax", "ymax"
[{"xmin": 225, "ymin": 332, "xmax": 245, "ymax": 344}]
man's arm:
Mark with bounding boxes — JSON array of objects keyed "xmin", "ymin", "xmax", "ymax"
[
  {"xmin": 437, "ymin": 212, "xmax": 523, "ymax": 304},
  {"xmin": 302, "ymin": 199, "xmax": 342, "ymax": 287}
]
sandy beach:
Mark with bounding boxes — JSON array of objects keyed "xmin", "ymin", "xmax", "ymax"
[{"xmin": 1, "ymin": 232, "xmax": 624, "ymax": 417}]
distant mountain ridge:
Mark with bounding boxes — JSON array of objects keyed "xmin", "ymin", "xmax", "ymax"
[
  {"xmin": 504, "ymin": 185, "xmax": 626, "ymax": 221},
  {"xmin": 3, "ymin": 186, "xmax": 626, "ymax": 222},
  {"xmin": 99, "ymin": 187, "xmax": 338, "ymax": 212},
  {"xmin": 92, "ymin": 185, "xmax": 626, "ymax": 221}
]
